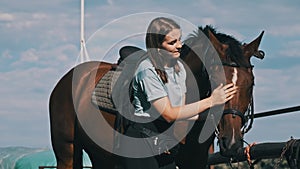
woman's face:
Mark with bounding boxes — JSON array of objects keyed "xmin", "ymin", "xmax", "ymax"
[{"xmin": 160, "ymin": 29, "xmax": 182, "ymax": 59}]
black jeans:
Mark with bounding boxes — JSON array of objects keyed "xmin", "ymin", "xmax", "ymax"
[{"xmin": 119, "ymin": 123, "xmax": 177, "ymax": 169}]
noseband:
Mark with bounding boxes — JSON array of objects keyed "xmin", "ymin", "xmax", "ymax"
[
  {"xmin": 222, "ymin": 96, "xmax": 254, "ymax": 135},
  {"xmin": 223, "ymin": 109, "xmax": 246, "ymax": 126}
]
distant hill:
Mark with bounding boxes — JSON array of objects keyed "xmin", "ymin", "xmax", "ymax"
[{"xmin": 0, "ymin": 147, "xmax": 91, "ymax": 169}]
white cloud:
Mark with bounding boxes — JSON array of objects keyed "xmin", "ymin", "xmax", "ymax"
[
  {"xmin": 201, "ymin": 17, "xmax": 216, "ymax": 26},
  {"xmin": 1, "ymin": 50, "xmax": 13, "ymax": 59},
  {"xmin": 254, "ymin": 66, "xmax": 300, "ymax": 111},
  {"xmin": 2, "ymin": 12, "xmax": 38, "ymax": 31},
  {"xmin": 0, "ymin": 12, "xmax": 14, "ymax": 21},
  {"xmin": 32, "ymin": 13, "xmax": 48, "ymax": 20},
  {"xmin": 269, "ymin": 24, "xmax": 300, "ymax": 37},
  {"xmin": 279, "ymin": 40, "xmax": 300, "ymax": 57},
  {"xmin": 107, "ymin": 0, "xmax": 114, "ymax": 6},
  {"xmin": 19, "ymin": 48, "xmax": 39, "ymax": 62},
  {"xmin": 10, "ymin": 44, "xmax": 78, "ymax": 71}
]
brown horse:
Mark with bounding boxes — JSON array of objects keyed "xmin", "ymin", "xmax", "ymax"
[
  {"xmin": 176, "ymin": 26, "xmax": 265, "ymax": 169},
  {"xmin": 49, "ymin": 25, "xmax": 264, "ymax": 169}
]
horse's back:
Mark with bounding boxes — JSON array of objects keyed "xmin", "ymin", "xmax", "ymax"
[{"xmin": 49, "ymin": 61, "xmax": 114, "ymax": 130}]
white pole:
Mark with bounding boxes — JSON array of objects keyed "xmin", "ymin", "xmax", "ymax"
[
  {"xmin": 81, "ymin": 0, "xmax": 84, "ymax": 44},
  {"xmin": 80, "ymin": 0, "xmax": 90, "ymax": 63}
]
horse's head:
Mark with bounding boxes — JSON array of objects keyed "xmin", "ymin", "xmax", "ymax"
[
  {"xmin": 182, "ymin": 26, "xmax": 264, "ymax": 159},
  {"xmin": 206, "ymin": 26, "xmax": 264, "ymax": 158}
]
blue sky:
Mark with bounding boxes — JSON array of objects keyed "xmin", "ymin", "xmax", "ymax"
[{"xmin": 0, "ymin": 0, "xmax": 300, "ymax": 148}]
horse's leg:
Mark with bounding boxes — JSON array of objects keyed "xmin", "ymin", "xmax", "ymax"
[
  {"xmin": 74, "ymin": 118, "xmax": 84, "ymax": 168},
  {"xmin": 176, "ymin": 121, "xmax": 215, "ymax": 169},
  {"xmin": 76, "ymin": 112, "xmax": 117, "ymax": 169},
  {"xmin": 50, "ymin": 116, "xmax": 83, "ymax": 169},
  {"xmin": 49, "ymin": 70, "xmax": 83, "ymax": 169},
  {"xmin": 50, "ymin": 101, "xmax": 75, "ymax": 169}
]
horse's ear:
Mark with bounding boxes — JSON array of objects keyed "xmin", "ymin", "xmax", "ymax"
[
  {"xmin": 208, "ymin": 30, "xmax": 228, "ymax": 59},
  {"xmin": 242, "ymin": 31, "xmax": 265, "ymax": 59}
]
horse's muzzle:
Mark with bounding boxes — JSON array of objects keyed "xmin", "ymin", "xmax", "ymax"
[{"xmin": 219, "ymin": 137, "xmax": 244, "ymax": 158}]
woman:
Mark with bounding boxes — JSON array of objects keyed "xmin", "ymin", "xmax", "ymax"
[{"xmin": 120, "ymin": 17, "xmax": 237, "ymax": 169}]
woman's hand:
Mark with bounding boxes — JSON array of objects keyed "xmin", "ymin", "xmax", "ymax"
[
  {"xmin": 210, "ymin": 83, "xmax": 237, "ymax": 106},
  {"xmin": 152, "ymin": 83, "xmax": 237, "ymax": 122}
]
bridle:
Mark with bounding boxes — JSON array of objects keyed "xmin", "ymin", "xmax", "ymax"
[
  {"xmin": 209, "ymin": 61, "xmax": 256, "ymax": 169},
  {"xmin": 212, "ymin": 61, "xmax": 255, "ymax": 139}
]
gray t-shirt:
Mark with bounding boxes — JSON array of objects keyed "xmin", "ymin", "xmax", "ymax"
[{"xmin": 131, "ymin": 58, "xmax": 186, "ymax": 119}]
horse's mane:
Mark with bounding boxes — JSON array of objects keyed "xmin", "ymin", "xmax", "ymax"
[{"xmin": 183, "ymin": 25, "xmax": 249, "ymax": 67}]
